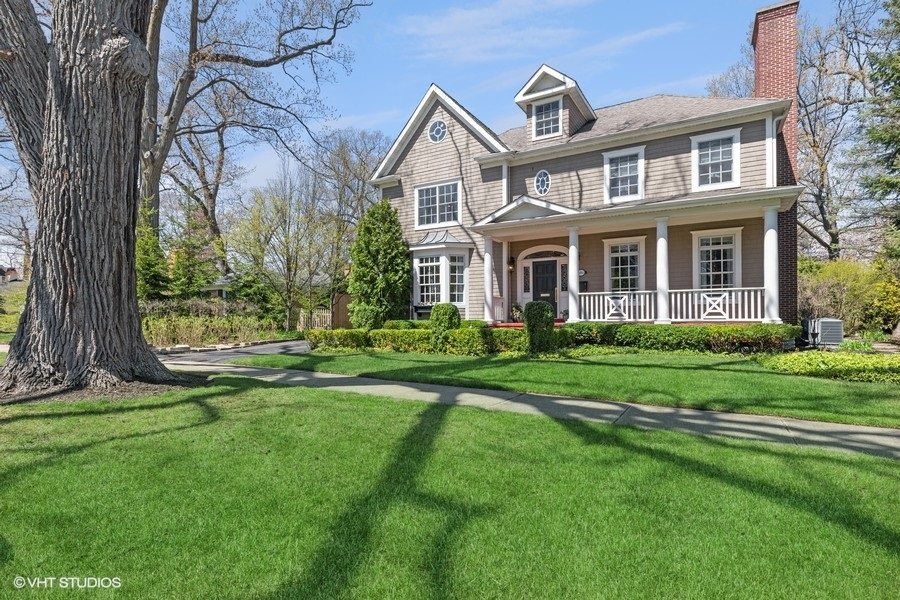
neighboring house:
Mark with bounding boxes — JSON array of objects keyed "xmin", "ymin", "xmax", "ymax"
[{"xmin": 371, "ymin": 1, "xmax": 801, "ymax": 325}]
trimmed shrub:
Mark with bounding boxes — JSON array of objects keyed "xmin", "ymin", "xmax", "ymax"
[
  {"xmin": 564, "ymin": 322, "xmax": 622, "ymax": 345},
  {"xmin": 759, "ymin": 351, "xmax": 900, "ymax": 384},
  {"xmin": 369, "ymin": 329, "xmax": 431, "ymax": 353},
  {"xmin": 489, "ymin": 328, "xmax": 527, "ymax": 353},
  {"xmin": 430, "ymin": 303, "xmax": 461, "ymax": 352},
  {"xmin": 305, "ymin": 329, "xmax": 369, "ymax": 350},
  {"xmin": 614, "ymin": 324, "xmax": 710, "ymax": 351},
  {"xmin": 347, "ymin": 302, "xmax": 384, "ymax": 331},
  {"xmin": 707, "ymin": 324, "xmax": 800, "ymax": 353},
  {"xmin": 524, "ymin": 301, "xmax": 555, "ymax": 353},
  {"xmin": 445, "ymin": 328, "xmax": 490, "ymax": 356},
  {"xmin": 382, "ymin": 319, "xmax": 420, "ymax": 329},
  {"xmin": 552, "ymin": 327, "xmax": 576, "ymax": 350},
  {"xmin": 459, "ymin": 319, "xmax": 488, "ymax": 330}
]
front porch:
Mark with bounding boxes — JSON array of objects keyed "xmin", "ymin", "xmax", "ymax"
[
  {"xmin": 474, "ymin": 192, "xmax": 796, "ymax": 325},
  {"xmin": 492, "ymin": 288, "xmax": 767, "ymax": 323}
]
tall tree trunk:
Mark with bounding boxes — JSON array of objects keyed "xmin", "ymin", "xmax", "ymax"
[{"xmin": 0, "ymin": 0, "xmax": 174, "ymax": 392}]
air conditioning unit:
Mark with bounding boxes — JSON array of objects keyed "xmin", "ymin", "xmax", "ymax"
[{"xmin": 808, "ymin": 318, "xmax": 843, "ymax": 348}]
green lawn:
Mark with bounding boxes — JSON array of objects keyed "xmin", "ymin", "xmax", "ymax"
[
  {"xmin": 0, "ymin": 282, "xmax": 25, "ymax": 344},
  {"xmin": 236, "ymin": 351, "xmax": 900, "ymax": 428},
  {"xmin": 0, "ymin": 375, "xmax": 897, "ymax": 598}
]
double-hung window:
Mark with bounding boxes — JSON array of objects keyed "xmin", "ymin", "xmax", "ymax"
[
  {"xmin": 533, "ymin": 99, "xmax": 561, "ymax": 138},
  {"xmin": 414, "ymin": 253, "xmax": 468, "ymax": 307},
  {"xmin": 603, "ymin": 237, "xmax": 646, "ymax": 292},
  {"xmin": 603, "ymin": 146, "xmax": 645, "ymax": 202},
  {"xmin": 417, "ymin": 256, "xmax": 441, "ymax": 304},
  {"xmin": 416, "ymin": 182, "xmax": 459, "ymax": 228},
  {"xmin": 690, "ymin": 128, "xmax": 741, "ymax": 192},
  {"xmin": 692, "ymin": 228, "xmax": 743, "ymax": 289}
]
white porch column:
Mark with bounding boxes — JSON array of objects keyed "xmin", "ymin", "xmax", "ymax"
[
  {"xmin": 568, "ymin": 226, "xmax": 580, "ymax": 322},
  {"xmin": 483, "ymin": 235, "xmax": 494, "ymax": 322},
  {"xmin": 655, "ymin": 217, "xmax": 671, "ymax": 324},
  {"xmin": 502, "ymin": 241, "xmax": 510, "ymax": 321},
  {"xmin": 763, "ymin": 206, "xmax": 781, "ymax": 323}
]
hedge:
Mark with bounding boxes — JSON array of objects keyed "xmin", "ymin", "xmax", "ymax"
[
  {"xmin": 142, "ymin": 315, "xmax": 281, "ymax": 348},
  {"xmin": 305, "ymin": 329, "xmax": 369, "ymax": 350},
  {"xmin": 489, "ymin": 328, "xmax": 527, "ymax": 353},
  {"xmin": 562, "ymin": 323, "xmax": 801, "ymax": 353},
  {"xmin": 758, "ymin": 351, "xmax": 900, "ymax": 384},
  {"xmin": 383, "ymin": 320, "xmax": 430, "ymax": 330},
  {"xmin": 446, "ymin": 328, "xmax": 491, "ymax": 356},
  {"xmin": 368, "ymin": 329, "xmax": 431, "ymax": 353}
]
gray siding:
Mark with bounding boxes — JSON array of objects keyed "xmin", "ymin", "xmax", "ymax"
[{"xmin": 508, "ymin": 119, "xmax": 770, "ymax": 209}]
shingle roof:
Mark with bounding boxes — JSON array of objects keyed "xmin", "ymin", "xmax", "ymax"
[{"xmin": 498, "ymin": 94, "xmax": 788, "ymax": 151}]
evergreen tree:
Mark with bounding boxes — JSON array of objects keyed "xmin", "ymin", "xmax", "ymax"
[
  {"xmin": 136, "ymin": 208, "xmax": 170, "ymax": 301},
  {"xmin": 865, "ymin": 0, "xmax": 900, "ymax": 224},
  {"xmin": 347, "ymin": 199, "xmax": 410, "ymax": 329}
]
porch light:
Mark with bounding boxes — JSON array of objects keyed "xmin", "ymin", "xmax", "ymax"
[{"xmin": 507, "ymin": 257, "xmax": 516, "ymax": 271}]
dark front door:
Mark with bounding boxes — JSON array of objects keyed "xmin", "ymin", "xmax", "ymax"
[{"xmin": 532, "ymin": 260, "xmax": 558, "ymax": 315}]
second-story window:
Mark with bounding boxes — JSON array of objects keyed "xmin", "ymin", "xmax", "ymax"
[
  {"xmin": 691, "ymin": 128, "xmax": 741, "ymax": 192},
  {"xmin": 417, "ymin": 182, "xmax": 459, "ymax": 228},
  {"xmin": 603, "ymin": 146, "xmax": 645, "ymax": 203},
  {"xmin": 534, "ymin": 100, "xmax": 561, "ymax": 138}
]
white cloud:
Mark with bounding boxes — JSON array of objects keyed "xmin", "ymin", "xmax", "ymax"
[{"xmin": 398, "ymin": 0, "xmax": 593, "ymax": 64}]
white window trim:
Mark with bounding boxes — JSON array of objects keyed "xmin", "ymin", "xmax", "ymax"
[
  {"xmin": 412, "ymin": 250, "xmax": 469, "ymax": 309},
  {"xmin": 533, "ymin": 169, "xmax": 551, "ymax": 196},
  {"xmin": 691, "ymin": 227, "xmax": 743, "ymax": 289},
  {"xmin": 690, "ymin": 128, "xmax": 742, "ymax": 193},
  {"xmin": 532, "ymin": 95, "xmax": 564, "ymax": 141},
  {"xmin": 603, "ymin": 145, "xmax": 646, "ymax": 204},
  {"xmin": 428, "ymin": 120, "xmax": 448, "ymax": 144},
  {"xmin": 414, "ymin": 179, "xmax": 461, "ymax": 231},
  {"xmin": 603, "ymin": 236, "xmax": 646, "ymax": 292}
]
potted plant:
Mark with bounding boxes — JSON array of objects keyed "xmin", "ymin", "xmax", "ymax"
[{"xmin": 510, "ymin": 302, "xmax": 523, "ymax": 322}]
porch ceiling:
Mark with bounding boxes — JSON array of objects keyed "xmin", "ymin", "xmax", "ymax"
[{"xmin": 469, "ymin": 186, "xmax": 802, "ymax": 242}]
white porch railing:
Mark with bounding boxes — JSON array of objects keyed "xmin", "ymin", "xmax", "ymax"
[
  {"xmin": 669, "ymin": 288, "xmax": 765, "ymax": 322},
  {"xmin": 493, "ymin": 296, "xmax": 505, "ymax": 322},
  {"xmin": 574, "ymin": 288, "xmax": 766, "ymax": 322},
  {"xmin": 579, "ymin": 291, "xmax": 656, "ymax": 322}
]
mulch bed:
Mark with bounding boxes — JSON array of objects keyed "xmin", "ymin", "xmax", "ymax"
[{"xmin": 0, "ymin": 374, "xmax": 210, "ymax": 406}]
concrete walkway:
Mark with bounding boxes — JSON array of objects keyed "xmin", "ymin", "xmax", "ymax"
[{"xmin": 160, "ymin": 344, "xmax": 900, "ymax": 461}]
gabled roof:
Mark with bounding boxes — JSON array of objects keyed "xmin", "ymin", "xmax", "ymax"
[
  {"xmin": 371, "ymin": 84, "xmax": 508, "ymax": 182},
  {"xmin": 473, "ymin": 195, "xmax": 581, "ymax": 227},
  {"xmin": 498, "ymin": 94, "xmax": 791, "ymax": 152},
  {"xmin": 514, "ymin": 64, "xmax": 594, "ymax": 120}
]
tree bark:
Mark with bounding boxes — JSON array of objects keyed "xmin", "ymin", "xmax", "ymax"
[{"xmin": 0, "ymin": 0, "xmax": 175, "ymax": 392}]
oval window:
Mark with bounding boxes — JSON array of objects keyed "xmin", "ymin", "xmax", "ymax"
[
  {"xmin": 428, "ymin": 120, "xmax": 447, "ymax": 143},
  {"xmin": 534, "ymin": 169, "xmax": 551, "ymax": 196}
]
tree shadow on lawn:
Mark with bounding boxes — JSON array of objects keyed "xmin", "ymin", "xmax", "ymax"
[
  {"xmin": 274, "ymin": 353, "xmax": 900, "ymax": 428},
  {"xmin": 258, "ymin": 401, "xmax": 496, "ymax": 600},
  {"xmin": 0, "ymin": 376, "xmax": 292, "ymax": 489},
  {"xmin": 557, "ymin": 418, "xmax": 900, "ymax": 556}
]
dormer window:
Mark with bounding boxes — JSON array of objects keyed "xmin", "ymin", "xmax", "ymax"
[{"xmin": 533, "ymin": 99, "xmax": 561, "ymax": 138}]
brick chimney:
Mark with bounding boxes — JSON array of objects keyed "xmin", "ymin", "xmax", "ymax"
[
  {"xmin": 752, "ymin": 1, "xmax": 799, "ymax": 323},
  {"xmin": 752, "ymin": 0, "xmax": 799, "ymax": 185}
]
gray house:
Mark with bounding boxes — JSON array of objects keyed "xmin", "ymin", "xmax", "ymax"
[{"xmin": 371, "ymin": 1, "xmax": 801, "ymax": 325}]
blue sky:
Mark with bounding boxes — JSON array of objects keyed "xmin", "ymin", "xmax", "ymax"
[{"xmin": 245, "ymin": 0, "xmax": 836, "ymax": 181}]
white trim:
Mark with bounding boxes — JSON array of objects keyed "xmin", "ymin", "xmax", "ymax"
[
  {"xmin": 515, "ymin": 244, "xmax": 569, "ymax": 315},
  {"xmin": 533, "ymin": 169, "xmax": 552, "ymax": 196},
  {"xmin": 690, "ymin": 127, "xmax": 742, "ymax": 192},
  {"xmin": 765, "ymin": 114, "xmax": 775, "ymax": 187},
  {"xmin": 473, "ymin": 194, "xmax": 580, "ymax": 226},
  {"xmin": 691, "ymin": 227, "xmax": 743, "ymax": 290},
  {"xmin": 414, "ymin": 179, "xmax": 461, "ymax": 231},
  {"xmin": 532, "ymin": 96, "xmax": 564, "ymax": 140},
  {"xmin": 371, "ymin": 84, "xmax": 507, "ymax": 181},
  {"xmin": 412, "ymin": 250, "xmax": 470, "ymax": 311},
  {"xmin": 603, "ymin": 145, "xmax": 646, "ymax": 204},
  {"xmin": 474, "ymin": 101, "xmax": 791, "ymax": 169},
  {"xmin": 603, "ymin": 236, "xmax": 647, "ymax": 292},
  {"xmin": 514, "ymin": 64, "xmax": 594, "ymax": 119}
]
